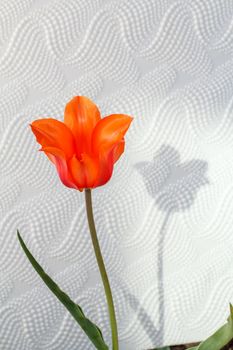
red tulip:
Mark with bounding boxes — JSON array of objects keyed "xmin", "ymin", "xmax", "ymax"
[{"xmin": 31, "ymin": 96, "xmax": 133, "ymax": 191}]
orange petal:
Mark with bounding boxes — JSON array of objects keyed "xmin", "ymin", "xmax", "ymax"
[
  {"xmin": 113, "ymin": 139, "xmax": 125, "ymax": 163},
  {"xmin": 41, "ymin": 147, "xmax": 78, "ymax": 190},
  {"xmin": 64, "ymin": 96, "xmax": 101, "ymax": 157},
  {"xmin": 92, "ymin": 114, "xmax": 133, "ymax": 157},
  {"xmin": 31, "ymin": 119, "xmax": 75, "ymax": 159},
  {"xmin": 69, "ymin": 154, "xmax": 99, "ymax": 189},
  {"xmin": 94, "ymin": 149, "xmax": 115, "ymax": 188},
  {"xmin": 68, "ymin": 156, "xmax": 85, "ymax": 190},
  {"xmin": 93, "ymin": 140, "xmax": 125, "ymax": 188}
]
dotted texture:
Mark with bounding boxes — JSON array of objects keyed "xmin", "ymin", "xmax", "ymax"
[{"xmin": 0, "ymin": 0, "xmax": 233, "ymax": 349}]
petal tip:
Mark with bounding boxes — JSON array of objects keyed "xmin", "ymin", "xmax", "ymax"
[
  {"xmin": 127, "ymin": 115, "xmax": 133, "ymax": 124},
  {"xmin": 125, "ymin": 115, "xmax": 134, "ymax": 123}
]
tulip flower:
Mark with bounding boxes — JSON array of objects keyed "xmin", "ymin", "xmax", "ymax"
[
  {"xmin": 18, "ymin": 96, "xmax": 133, "ymax": 350},
  {"xmin": 30, "ymin": 96, "xmax": 133, "ymax": 191},
  {"xmin": 16, "ymin": 96, "xmax": 233, "ymax": 350}
]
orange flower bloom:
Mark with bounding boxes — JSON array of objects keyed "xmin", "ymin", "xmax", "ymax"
[{"xmin": 31, "ymin": 96, "xmax": 133, "ymax": 191}]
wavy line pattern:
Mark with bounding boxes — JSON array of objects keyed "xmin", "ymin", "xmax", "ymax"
[{"xmin": 1, "ymin": 1, "xmax": 233, "ymax": 349}]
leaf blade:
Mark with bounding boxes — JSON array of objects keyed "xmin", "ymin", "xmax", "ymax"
[
  {"xmin": 187, "ymin": 305, "xmax": 233, "ymax": 350},
  {"xmin": 17, "ymin": 231, "xmax": 109, "ymax": 350}
]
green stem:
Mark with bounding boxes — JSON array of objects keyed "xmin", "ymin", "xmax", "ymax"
[{"xmin": 84, "ymin": 189, "xmax": 119, "ymax": 350}]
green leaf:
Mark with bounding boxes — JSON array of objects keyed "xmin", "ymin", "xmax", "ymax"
[
  {"xmin": 17, "ymin": 231, "xmax": 109, "ymax": 350},
  {"xmin": 187, "ymin": 304, "xmax": 233, "ymax": 350}
]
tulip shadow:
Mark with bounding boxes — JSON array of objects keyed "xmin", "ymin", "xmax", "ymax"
[{"xmin": 124, "ymin": 145, "xmax": 209, "ymax": 347}]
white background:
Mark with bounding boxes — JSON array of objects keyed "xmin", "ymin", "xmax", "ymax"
[{"xmin": 1, "ymin": 0, "xmax": 233, "ymax": 349}]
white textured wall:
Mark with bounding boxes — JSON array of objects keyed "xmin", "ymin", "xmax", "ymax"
[{"xmin": 1, "ymin": 0, "xmax": 233, "ymax": 349}]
